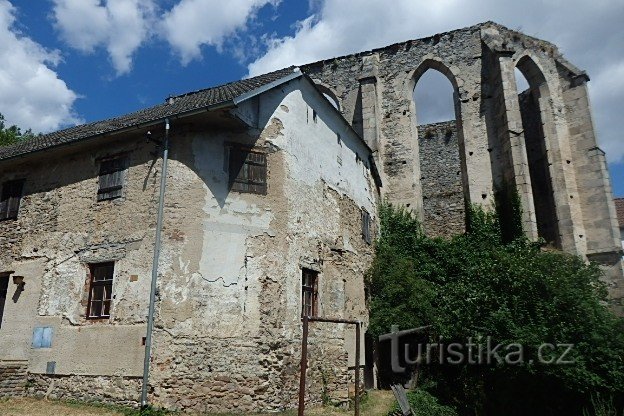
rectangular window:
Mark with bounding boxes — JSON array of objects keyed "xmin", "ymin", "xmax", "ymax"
[
  {"xmin": 87, "ymin": 262, "xmax": 114, "ymax": 319},
  {"xmin": 0, "ymin": 180, "xmax": 25, "ymax": 220},
  {"xmin": 229, "ymin": 146, "xmax": 267, "ymax": 195},
  {"xmin": 302, "ymin": 269, "xmax": 319, "ymax": 317},
  {"xmin": 98, "ymin": 157, "xmax": 126, "ymax": 201},
  {"xmin": 32, "ymin": 327, "xmax": 53, "ymax": 348},
  {"xmin": 362, "ymin": 209, "xmax": 372, "ymax": 244},
  {"xmin": 0, "ymin": 275, "xmax": 8, "ymax": 329}
]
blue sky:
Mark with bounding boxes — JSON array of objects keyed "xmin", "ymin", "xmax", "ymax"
[{"xmin": 1, "ymin": 0, "xmax": 622, "ymax": 195}]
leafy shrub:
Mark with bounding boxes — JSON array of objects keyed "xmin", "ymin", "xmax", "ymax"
[
  {"xmin": 368, "ymin": 202, "xmax": 624, "ymax": 415},
  {"xmin": 388, "ymin": 388, "xmax": 458, "ymax": 416}
]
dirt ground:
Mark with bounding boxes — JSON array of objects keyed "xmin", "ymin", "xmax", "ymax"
[{"xmin": 0, "ymin": 390, "xmax": 396, "ymax": 416}]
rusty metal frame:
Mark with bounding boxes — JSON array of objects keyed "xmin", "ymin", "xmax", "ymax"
[{"xmin": 298, "ymin": 315, "xmax": 362, "ymax": 416}]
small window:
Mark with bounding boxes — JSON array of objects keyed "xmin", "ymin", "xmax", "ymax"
[
  {"xmin": 229, "ymin": 146, "xmax": 267, "ymax": 195},
  {"xmin": 302, "ymin": 269, "xmax": 319, "ymax": 317},
  {"xmin": 362, "ymin": 209, "xmax": 372, "ymax": 244},
  {"xmin": 0, "ymin": 275, "xmax": 9, "ymax": 329},
  {"xmin": 32, "ymin": 327, "xmax": 53, "ymax": 348},
  {"xmin": 0, "ymin": 179, "xmax": 25, "ymax": 220},
  {"xmin": 98, "ymin": 157, "xmax": 126, "ymax": 201},
  {"xmin": 87, "ymin": 262, "xmax": 115, "ymax": 319}
]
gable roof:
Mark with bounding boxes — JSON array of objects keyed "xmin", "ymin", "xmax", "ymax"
[
  {"xmin": 615, "ymin": 198, "xmax": 624, "ymax": 228},
  {"xmin": 0, "ymin": 66, "xmax": 299, "ymax": 162}
]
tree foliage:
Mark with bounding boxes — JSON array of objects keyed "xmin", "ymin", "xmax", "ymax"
[
  {"xmin": 0, "ymin": 113, "xmax": 35, "ymax": 147},
  {"xmin": 368, "ymin": 202, "xmax": 624, "ymax": 415}
]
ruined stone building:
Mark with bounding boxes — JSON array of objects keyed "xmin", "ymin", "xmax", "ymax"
[
  {"xmin": 0, "ymin": 21, "xmax": 622, "ymax": 412},
  {"xmin": 301, "ymin": 21, "xmax": 623, "ymax": 309}
]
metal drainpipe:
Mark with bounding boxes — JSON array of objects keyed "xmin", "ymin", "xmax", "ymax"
[{"xmin": 141, "ymin": 118, "xmax": 170, "ymax": 407}]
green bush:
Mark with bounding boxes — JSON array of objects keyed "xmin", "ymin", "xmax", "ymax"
[
  {"xmin": 388, "ymin": 388, "xmax": 458, "ymax": 416},
  {"xmin": 368, "ymin": 202, "xmax": 624, "ymax": 415}
]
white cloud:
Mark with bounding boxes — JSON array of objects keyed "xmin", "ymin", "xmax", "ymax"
[
  {"xmin": 589, "ymin": 60, "xmax": 624, "ymax": 163},
  {"xmin": 0, "ymin": 0, "xmax": 79, "ymax": 133},
  {"xmin": 161, "ymin": 0, "xmax": 279, "ymax": 64},
  {"xmin": 52, "ymin": 0, "xmax": 155, "ymax": 75},
  {"xmin": 247, "ymin": 0, "xmax": 624, "ymax": 163}
]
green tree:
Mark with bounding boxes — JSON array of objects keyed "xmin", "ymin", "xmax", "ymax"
[
  {"xmin": 369, "ymin": 202, "xmax": 624, "ymax": 416},
  {"xmin": 0, "ymin": 113, "xmax": 35, "ymax": 147}
]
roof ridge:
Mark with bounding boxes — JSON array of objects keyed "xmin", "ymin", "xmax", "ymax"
[{"xmin": 170, "ymin": 66, "xmax": 296, "ymax": 100}]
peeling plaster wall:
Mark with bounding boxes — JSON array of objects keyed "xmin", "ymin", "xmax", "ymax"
[
  {"xmin": 147, "ymin": 78, "xmax": 377, "ymax": 411},
  {"xmin": 0, "ymin": 78, "xmax": 377, "ymax": 410},
  {"xmin": 0, "ymin": 135, "xmax": 163, "ymax": 402}
]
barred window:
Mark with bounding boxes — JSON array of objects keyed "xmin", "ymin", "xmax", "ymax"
[
  {"xmin": 98, "ymin": 157, "xmax": 126, "ymax": 201},
  {"xmin": 229, "ymin": 146, "xmax": 267, "ymax": 195},
  {"xmin": 87, "ymin": 262, "xmax": 114, "ymax": 319},
  {"xmin": 0, "ymin": 180, "xmax": 25, "ymax": 221},
  {"xmin": 302, "ymin": 269, "xmax": 319, "ymax": 317}
]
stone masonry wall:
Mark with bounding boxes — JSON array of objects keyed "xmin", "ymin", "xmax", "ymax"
[
  {"xmin": 418, "ymin": 120, "xmax": 465, "ymax": 237},
  {"xmin": 0, "ymin": 361, "xmax": 28, "ymax": 397},
  {"xmin": 26, "ymin": 374, "xmax": 141, "ymax": 406}
]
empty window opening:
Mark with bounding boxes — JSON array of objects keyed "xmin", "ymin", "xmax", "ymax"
[
  {"xmin": 515, "ymin": 60, "xmax": 559, "ymax": 246},
  {"xmin": 301, "ymin": 269, "xmax": 319, "ymax": 317},
  {"xmin": 87, "ymin": 262, "xmax": 114, "ymax": 319},
  {"xmin": 514, "ymin": 67, "xmax": 530, "ymax": 94},
  {"xmin": 413, "ymin": 69, "xmax": 456, "ymax": 126},
  {"xmin": 414, "ymin": 66, "xmax": 466, "ymax": 237},
  {"xmin": 315, "ymin": 84, "xmax": 340, "ymax": 111},
  {"xmin": 98, "ymin": 157, "xmax": 126, "ymax": 201},
  {"xmin": 0, "ymin": 179, "xmax": 25, "ymax": 221},
  {"xmin": 0, "ymin": 275, "xmax": 8, "ymax": 329},
  {"xmin": 229, "ymin": 145, "xmax": 267, "ymax": 195},
  {"xmin": 323, "ymin": 94, "xmax": 339, "ymax": 110}
]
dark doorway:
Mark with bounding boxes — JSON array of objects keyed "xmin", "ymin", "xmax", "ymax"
[{"xmin": 0, "ymin": 275, "xmax": 9, "ymax": 329}]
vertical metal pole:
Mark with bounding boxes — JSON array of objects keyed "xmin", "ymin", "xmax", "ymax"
[
  {"xmin": 298, "ymin": 315, "xmax": 309, "ymax": 416},
  {"xmin": 141, "ymin": 119, "xmax": 170, "ymax": 407},
  {"xmin": 355, "ymin": 322, "xmax": 361, "ymax": 416}
]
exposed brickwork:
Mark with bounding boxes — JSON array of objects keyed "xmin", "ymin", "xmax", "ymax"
[{"xmin": 0, "ymin": 361, "xmax": 28, "ymax": 397}]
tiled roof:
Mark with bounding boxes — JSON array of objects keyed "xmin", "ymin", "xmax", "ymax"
[
  {"xmin": 615, "ymin": 198, "xmax": 624, "ymax": 228},
  {"xmin": 0, "ymin": 67, "xmax": 297, "ymax": 161}
]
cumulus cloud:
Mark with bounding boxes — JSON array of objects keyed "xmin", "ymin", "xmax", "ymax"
[
  {"xmin": 0, "ymin": 0, "xmax": 79, "ymax": 133},
  {"xmin": 247, "ymin": 0, "xmax": 624, "ymax": 163},
  {"xmin": 161, "ymin": 0, "xmax": 279, "ymax": 64},
  {"xmin": 52, "ymin": 0, "xmax": 155, "ymax": 75}
]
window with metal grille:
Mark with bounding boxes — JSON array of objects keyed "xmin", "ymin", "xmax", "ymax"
[
  {"xmin": 229, "ymin": 146, "xmax": 267, "ymax": 195},
  {"xmin": 0, "ymin": 180, "xmax": 25, "ymax": 221},
  {"xmin": 0, "ymin": 275, "xmax": 9, "ymax": 329},
  {"xmin": 302, "ymin": 269, "xmax": 319, "ymax": 317},
  {"xmin": 87, "ymin": 262, "xmax": 114, "ymax": 319},
  {"xmin": 98, "ymin": 157, "xmax": 126, "ymax": 201},
  {"xmin": 362, "ymin": 209, "xmax": 372, "ymax": 244}
]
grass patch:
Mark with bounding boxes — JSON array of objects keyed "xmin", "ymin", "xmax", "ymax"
[{"xmin": 0, "ymin": 391, "xmax": 396, "ymax": 416}]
